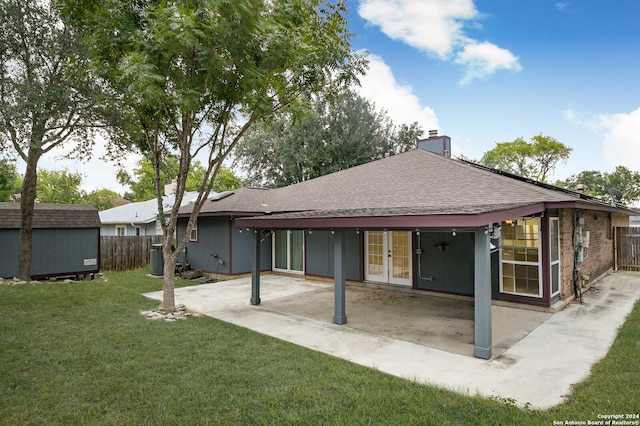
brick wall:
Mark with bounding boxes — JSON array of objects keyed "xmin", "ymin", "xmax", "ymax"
[{"xmin": 558, "ymin": 210, "xmax": 629, "ymax": 300}]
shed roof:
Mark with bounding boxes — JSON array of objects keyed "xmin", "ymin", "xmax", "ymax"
[{"xmin": 0, "ymin": 203, "xmax": 101, "ymax": 229}]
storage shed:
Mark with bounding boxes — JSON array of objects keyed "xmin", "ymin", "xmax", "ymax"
[{"xmin": 0, "ymin": 203, "xmax": 101, "ymax": 279}]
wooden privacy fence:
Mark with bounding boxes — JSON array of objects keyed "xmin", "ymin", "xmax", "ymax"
[
  {"xmin": 100, "ymin": 235, "xmax": 164, "ymax": 271},
  {"xmin": 615, "ymin": 227, "xmax": 640, "ymax": 272}
]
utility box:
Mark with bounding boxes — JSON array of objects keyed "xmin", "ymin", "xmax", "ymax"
[{"xmin": 150, "ymin": 244, "xmax": 164, "ymax": 276}]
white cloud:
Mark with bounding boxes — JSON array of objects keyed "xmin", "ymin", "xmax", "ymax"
[
  {"xmin": 356, "ymin": 54, "xmax": 439, "ymax": 135},
  {"xmin": 598, "ymin": 107, "xmax": 640, "ymax": 172},
  {"xmin": 454, "ymin": 40, "xmax": 522, "ymax": 85},
  {"xmin": 358, "ymin": 0, "xmax": 522, "ymax": 84},
  {"xmin": 563, "ymin": 106, "xmax": 640, "ymax": 172},
  {"xmin": 555, "ymin": 2, "xmax": 570, "ymax": 12}
]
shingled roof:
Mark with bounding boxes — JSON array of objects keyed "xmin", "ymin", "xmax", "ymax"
[
  {"xmin": 0, "ymin": 203, "xmax": 100, "ymax": 229},
  {"xmin": 179, "ymin": 148, "xmax": 637, "ymax": 228}
]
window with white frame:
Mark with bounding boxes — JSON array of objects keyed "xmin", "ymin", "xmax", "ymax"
[
  {"xmin": 190, "ymin": 220, "xmax": 198, "ymax": 242},
  {"xmin": 500, "ymin": 218, "xmax": 542, "ymax": 297},
  {"xmin": 550, "ymin": 217, "xmax": 561, "ymax": 296},
  {"xmin": 116, "ymin": 225, "xmax": 126, "ymax": 236}
]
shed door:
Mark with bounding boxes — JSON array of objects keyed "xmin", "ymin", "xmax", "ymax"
[{"xmin": 365, "ymin": 231, "xmax": 412, "ymax": 286}]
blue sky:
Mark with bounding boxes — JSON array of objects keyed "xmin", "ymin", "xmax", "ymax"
[
  {"xmin": 34, "ymin": 0, "xmax": 639, "ymax": 194},
  {"xmin": 348, "ymin": 0, "xmax": 640, "ymax": 183}
]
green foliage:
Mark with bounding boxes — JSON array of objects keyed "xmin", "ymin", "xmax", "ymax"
[
  {"xmin": 235, "ymin": 90, "xmax": 423, "ymax": 187},
  {"xmin": 36, "ymin": 169, "xmax": 85, "ymax": 204},
  {"xmin": 34, "ymin": 168, "xmax": 120, "ymax": 209},
  {"xmin": 0, "ymin": 160, "xmax": 21, "ymax": 202},
  {"xmin": 82, "ymin": 188, "xmax": 122, "ymax": 211},
  {"xmin": 118, "ymin": 157, "xmax": 242, "ymax": 201},
  {"xmin": 556, "ymin": 166, "xmax": 640, "ymax": 206},
  {"xmin": 480, "ymin": 134, "xmax": 572, "ymax": 182}
]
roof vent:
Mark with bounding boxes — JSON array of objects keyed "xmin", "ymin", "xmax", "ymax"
[{"xmin": 428, "ymin": 129, "xmax": 438, "ymax": 138}]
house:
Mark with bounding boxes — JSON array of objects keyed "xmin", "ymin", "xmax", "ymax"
[
  {"xmin": 0, "ymin": 203, "xmax": 101, "ymax": 279},
  {"xmin": 631, "ymin": 216, "xmax": 640, "ymax": 227},
  {"xmin": 177, "ymin": 133, "xmax": 638, "ymax": 359},
  {"xmin": 100, "ymin": 188, "xmax": 199, "ymax": 236}
]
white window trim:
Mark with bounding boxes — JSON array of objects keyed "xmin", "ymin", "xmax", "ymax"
[
  {"xmin": 272, "ymin": 230, "xmax": 304, "ymax": 275},
  {"xmin": 116, "ymin": 225, "xmax": 126, "ymax": 236},
  {"xmin": 499, "ymin": 218, "xmax": 544, "ymax": 298}
]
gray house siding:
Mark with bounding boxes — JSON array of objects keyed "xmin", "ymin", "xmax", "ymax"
[
  {"xmin": 231, "ymin": 225, "xmax": 271, "ymax": 273},
  {"xmin": 178, "ymin": 216, "xmax": 270, "ymax": 274},
  {"xmin": 0, "ymin": 228, "xmax": 99, "ymax": 278},
  {"xmin": 305, "ymin": 230, "xmax": 361, "ymax": 281},
  {"xmin": 415, "ymin": 231, "xmax": 475, "ymax": 295}
]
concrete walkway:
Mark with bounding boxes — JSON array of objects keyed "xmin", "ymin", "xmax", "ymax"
[{"xmin": 143, "ymin": 271, "xmax": 640, "ymax": 409}]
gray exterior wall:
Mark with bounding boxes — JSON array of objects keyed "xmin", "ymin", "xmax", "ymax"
[
  {"xmin": 178, "ymin": 216, "xmax": 270, "ymax": 274},
  {"xmin": 305, "ymin": 230, "xmax": 361, "ymax": 281},
  {"xmin": 0, "ymin": 228, "xmax": 99, "ymax": 278},
  {"xmin": 415, "ymin": 231, "xmax": 475, "ymax": 295}
]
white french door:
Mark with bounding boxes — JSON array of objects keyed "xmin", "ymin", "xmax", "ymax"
[{"xmin": 365, "ymin": 231, "xmax": 412, "ymax": 286}]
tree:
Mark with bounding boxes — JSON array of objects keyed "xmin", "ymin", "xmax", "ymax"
[
  {"xmin": 63, "ymin": 0, "xmax": 364, "ymax": 312},
  {"xmin": 117, "ymin": 157, "xmax": 242, "ymax": 201},
  {"xmin": 557, "ymin": 166, "xmax": 640, "ymax": 206},
  {"xmin": 235, "ymin": 90, "xmax": 423, "ymax": 187},
  {"xmin": 479, "ymin": 134, "xmax": 572, "ymax": 182},
  {"xmin": 36, "ymin": 169, "xmax": 85, "ymax": 204},
  {"xmin": 0, "ymin": 0, "xmax": 104, "ymax": 279},
  {"xmin": 0, "ymin": 160, "xmax": 21, "ymax": 201},
  {"xmin": 82, "ymin": 188, "xmax": 121, "ymax": 211}
]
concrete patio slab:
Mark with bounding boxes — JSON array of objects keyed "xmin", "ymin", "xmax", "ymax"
[{"xmin": 143, "ymin": 271, "xmax": 640, "ymax": 409}]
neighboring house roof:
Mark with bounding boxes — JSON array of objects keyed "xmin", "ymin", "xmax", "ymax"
[
  {"xmin": 0, "ymin": 203, "xmax": 100, "ymax": 229},
  {"xmin": 100, "ymin": 192, "xmax": 200, "ymax": 225},
  {"xmin": 180, "ymin": 148, "xmax": 639, "ymax": 228}
]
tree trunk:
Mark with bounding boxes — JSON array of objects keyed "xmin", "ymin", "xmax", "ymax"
[
  {"xmin": 16, "ymin": 150, "xmax": 41, "ymax": 280},
  {"xmin": 161, "ymin": 239, "xmax": 177, "ymax": 313}
]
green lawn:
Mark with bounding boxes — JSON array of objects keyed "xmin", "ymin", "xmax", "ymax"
[{"xmin": 1, "ymin": 268, "xmax": 638, "ymax": 425}]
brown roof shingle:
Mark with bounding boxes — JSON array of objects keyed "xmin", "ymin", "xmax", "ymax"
[{"xmin": 0, "ymin": 203, "xmax": 101, "ymax": 229}]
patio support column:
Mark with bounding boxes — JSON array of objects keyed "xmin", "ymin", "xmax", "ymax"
[
  {"xmin": 333, "ymin": 229, "xmax": 347, "ymax": 324},
  {"xmin": 474, "ymin": 225, "xmax": 492, "ymax": 359},
  {"xmin": 250, "ymin": 229, "xmax": 261, "ymax": 305}
]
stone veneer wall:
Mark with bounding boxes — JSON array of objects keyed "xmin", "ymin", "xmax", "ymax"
[{"xmin": 558, "ymin": 210, "xmax": 629, "ymax": 300}]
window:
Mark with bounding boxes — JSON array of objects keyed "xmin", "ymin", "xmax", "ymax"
[
  {"xmin": 190, "ymin": 220, "xmax": 198, "ymax": 242},
  {"xmin": 273, "ymin": 230, "xmax": 304, "ymax": 273},
  {"xmin": 550, "ymin": 218, "xmax": 561, "ymax": 295},
  {"xmin": 500, "ymin": 218, "xmax": 542, "ymax": 297},
  {"xmin": 116, "ymin": 225, "xmax": 126, "ymax": 236}
]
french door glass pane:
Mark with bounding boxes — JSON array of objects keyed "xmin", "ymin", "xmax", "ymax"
[
  {"xmin": 368, "ymin": 231, "xmax": 384, "ymax": 276},
  {"xmin": 392, "ymin": 232, "xmax": 410, "ymax": 279}
]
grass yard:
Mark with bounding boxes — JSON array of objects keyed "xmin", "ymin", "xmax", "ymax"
[{"xmin": 1, "ymin": 268, "xmax": 638, "ymax": 425}]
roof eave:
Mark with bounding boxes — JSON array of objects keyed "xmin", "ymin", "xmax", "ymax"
[{"xmin": 235, "ymin": 203, "xmax": 547, "ymax": 229}]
